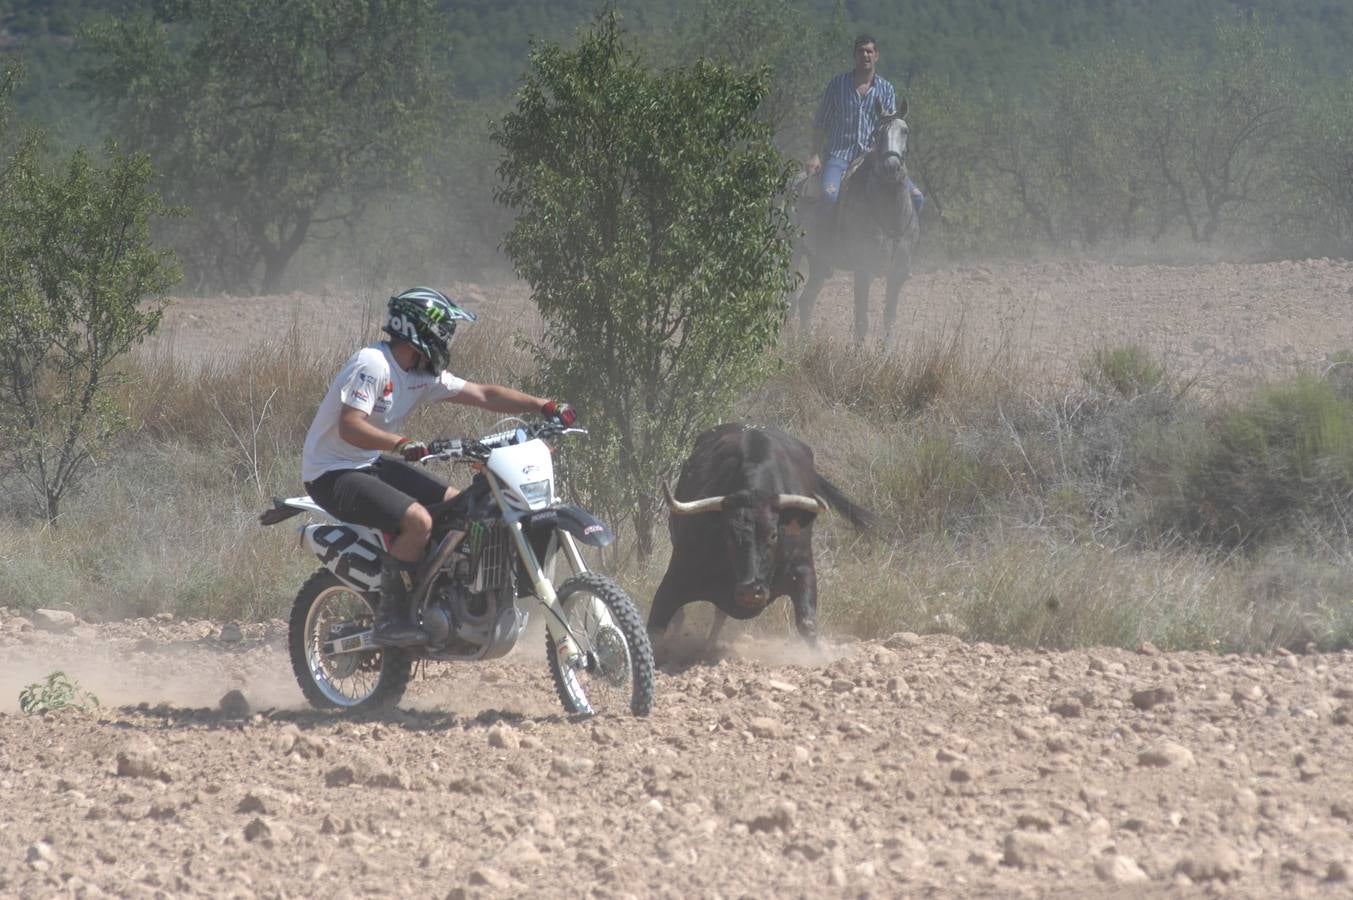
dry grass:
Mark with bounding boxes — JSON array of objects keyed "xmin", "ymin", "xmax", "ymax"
[{"xmin": 5, "ymin": 319, "xmax": 1353, "ymax": 652}]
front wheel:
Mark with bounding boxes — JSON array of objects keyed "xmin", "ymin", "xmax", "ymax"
[
  {"xmin": 288, "ymin": 569, "xmax": 412, "ymax": 711},
  {"xmin": 545, "ymin": 573, "xmax": 655, "ymax": 717}
]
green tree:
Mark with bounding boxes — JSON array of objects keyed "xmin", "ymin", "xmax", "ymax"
[
  {"xmin": 1150, "ymin": 19, "xmax": 1296, "ymax": 243},
  {"xmin": 1289, "ymin": 78, "xmax": 1353, "ymax": 254},
  {"xmin": 0, "ymin": 140, "xmax": 179, "ymax": 524},
  {"xmin": 78, "ymin": 0, "xmax": 449, "ymax": 293},
  {"xmin": 493, "ymin": 13, "xmax": 798, "ymax": 557},
  {"xmin": 671, "ymin": 0, "xmax": 844, "ymax": 153}
]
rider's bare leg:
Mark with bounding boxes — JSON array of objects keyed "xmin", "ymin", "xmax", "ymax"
[{"xmin": 389, "ymin": 502, "xmax": 432, "ymax": 563}]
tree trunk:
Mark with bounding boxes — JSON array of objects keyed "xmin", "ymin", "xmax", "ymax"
[{"xmin": 633, "ymin": 502, "xmax": 655, "ymax": 561}]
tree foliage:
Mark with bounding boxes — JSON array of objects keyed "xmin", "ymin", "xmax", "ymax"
[
  {"xmin": 77, "ymin": 0, "xmax": 450, "ymax": 293},
  {"xmin": 494, "ymin": 13, "xmax": 798, "ymax": 556},
  {"xmin": 0, "ymin": 138, "xmax": 179, "ymax": 524}
]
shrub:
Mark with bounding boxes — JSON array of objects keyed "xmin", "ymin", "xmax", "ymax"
[
  {"xmin": 19, "ymin": 671, "xmax": 100, "ymax": 715},
  {"xmin": 1081, "ymin": 344, "xmax": 1167, "ymax": 399},
  {"xmin": 1171, "ymin": 375, "xmax": 1353, "ymax": 546}
]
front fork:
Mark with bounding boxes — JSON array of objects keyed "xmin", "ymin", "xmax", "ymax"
[
  {"xmin": 506, "ymin": 520, "xmax": 589, "ymax": 669},
  {"xmin": 488, "ymin": 478, "xmax": 591, "ymax": 670}
]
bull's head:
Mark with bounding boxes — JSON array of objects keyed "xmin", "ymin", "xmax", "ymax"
[{"xmin": 664, "ymin": 483, "xmax": 825, "ymax": 610}]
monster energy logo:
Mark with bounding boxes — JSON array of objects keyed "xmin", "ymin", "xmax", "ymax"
[{"xmin": 467, "ymin": 521, "xmax": 486, "ymax": 556}]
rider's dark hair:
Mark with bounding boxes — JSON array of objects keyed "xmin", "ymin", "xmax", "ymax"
[{"xmin": 854, "ymin": 33, "xmax": 877, "ymax": 51}]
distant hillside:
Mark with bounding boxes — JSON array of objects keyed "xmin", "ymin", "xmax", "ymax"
[{"xmin": 4, "ymin": 0, "xmax": 1352, "ymax": 138}]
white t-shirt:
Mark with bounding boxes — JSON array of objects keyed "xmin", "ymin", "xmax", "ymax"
[{"xmin": 302, "ymin": 342, "xmax": 466, "ymax": 482}]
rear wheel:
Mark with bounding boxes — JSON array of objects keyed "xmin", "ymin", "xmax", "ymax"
[
  {"xmin": 288, "ymin": 569, "xmax": 412, "ymax": 710},
  {"xmin": 546, "ymin": 573, "xmax": 655, "ymax": 717}
]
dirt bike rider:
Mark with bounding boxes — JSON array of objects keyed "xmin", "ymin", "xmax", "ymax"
[{"xmin": 301, "ymin": 287, "xmax": 575, "ymax": 647}]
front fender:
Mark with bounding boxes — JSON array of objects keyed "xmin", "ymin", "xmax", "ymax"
[{"xmin": 551, "ymin": 504, "xmax": 614, "ymax": 547}]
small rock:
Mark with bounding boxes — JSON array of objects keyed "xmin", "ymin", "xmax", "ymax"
[
  {"xmin": 1130, "ymin": 685, "xmax": 1175, "ymax": 710},
  {"xmin": 1095, "ymin": 854, "xmax": 1149, "ymax": 884},
  {"xmin": 33, "ymin": 609, "xmax": 77, "ymax": 632},
  {"xmin": 219, "ymin": 622, "xmax": 243, "ymax": 643},
  {"xmin": 219, "ymin": 690, "xmax": 250, "ymax": 718},
  {"xmin": 1137, "ymin": 641, "xmax": 1161, "ymax": 656},
  {"xmin": 469, "ymin": 867, "xmax": 513, "ymax": 889},
  {"xmin": 116, "ymin": 739, "xmax": 172, "ymax": 782},
  {"xmin": 747, "ymin": 800, "xmax": 797, "ymax": 833},
  {"xmin": 236, "ymin": 790, "xmax": 285, "ymax": 815},
  {"xmin": 1174, "ymin": 841, "xmax": 1243, "ymax": 882},
  {"xmin": 243, "ymin": 817, "xmax": 293, "ymax": 846},
  {"xmin": 748, "ymin": 717, "xmax": 785, "ymax": 739},
  {"xmin": 1003, "ymin": 830, "xmax": 1058, "ymax": 869},
  {"xmin": 325, "ymin": 765, "xmax": 357, "ymax": 787},
  {"xmin": 551, "ymin": 757, "xmax": 595, "ymax": 777},
  {"xmin": 1050, "ymin": 698, "xmax": 1083, "ymax": 718},
  {"xmin": 26, "ymin": 841, "xmax": 56, "ymax": 866},
  {"xmin": 1138, "ymin": 742, "xmax": 1195, "ymax": 769},
  {"xmin": 486, "ymin": 723, "xmax": 519, "ymax": 750},
  {"xmin": 884, "ymin": 632, "xmax": 922, "ymax": 649}
]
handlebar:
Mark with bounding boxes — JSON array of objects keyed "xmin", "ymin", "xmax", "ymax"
[{"xmin": 423, "ymin": 420, "xmax": 587, "ymax": 463}]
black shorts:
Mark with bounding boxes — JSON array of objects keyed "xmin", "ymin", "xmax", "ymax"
[{"xmin": 305, "ymin": 456, "xmax": 449, "ymax": 535}]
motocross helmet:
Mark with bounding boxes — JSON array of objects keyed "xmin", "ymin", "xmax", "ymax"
[{"xmin": 383, "ymin": 287, "xmax": 476, "ymax": 374}]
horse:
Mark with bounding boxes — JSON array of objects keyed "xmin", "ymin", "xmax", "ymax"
[{"xmin": 792, "ymin": 97, "xmax": 919, "ymax": 347}]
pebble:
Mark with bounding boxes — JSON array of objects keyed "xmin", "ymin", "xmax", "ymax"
[
  {"xmin": 748, "ymin": 717, "xmax": 785, "ymax": 739},
  {"xmin": 32, "ymin": 609, "xmax": 77, "ymax": 632},
  {"xmin": 1174, "ymin": 841, "xmax": 1243, "ymax": 882},
  {"xmin": 219, "ymin": 690, "xmax": 250, "ymax": 718},
  {"xmin": 1130, "ymin": 685, "xmax": 1175, "ymax": 710},
  {"xmin": 1095, "ymin": 854, "xmax": 1149, "ymax": 883},
  {"xmin": 487, "ymin": 723, "xmax": 519, "ymax": 750},
  {"xmin": 1138, "ymin": 742, "xmax": 1195, "ymax": 769}
]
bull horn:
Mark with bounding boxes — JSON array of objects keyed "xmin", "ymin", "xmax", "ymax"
[
  {"xmin": 662, "ymin": 482, "xmax": 726, "ymax": 516},
  {"xmin": 775, "ymin": 493, "xmax": 825, "ymax": 514}
]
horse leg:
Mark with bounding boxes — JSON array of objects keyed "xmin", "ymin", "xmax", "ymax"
[
  {"xmin": 795, "ymin": 255, "xmax": 828, "ymax": 334},
  {"xmin": 852, "ymin": 270, "xmax": 873, "ymax": 346},
  {"xmin": 883, "ymin": 267, "xmax": 908, "ymax": 351}
]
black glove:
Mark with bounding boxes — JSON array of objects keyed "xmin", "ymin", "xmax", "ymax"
[
  {"xmin": 394, "ymin": 437, "xmax": 430, "ymax": 462},
  {"xmin": 541, "ymin": 400, "xmax": 577, "ymax": 427}
]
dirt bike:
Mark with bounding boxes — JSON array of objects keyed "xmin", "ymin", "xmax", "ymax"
[{"xmin": 259, "ymin": 419, "xmax": 655, "ymax": 717}]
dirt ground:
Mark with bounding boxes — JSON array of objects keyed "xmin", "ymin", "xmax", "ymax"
[
  {"xmin": 5, "ymin": 260, "xmax": 1353, "ymax": 898},
  {"xmin": 154, "ymin": 258, "xmax": 1353, "ymax": 392},
  {"xmin": 2, "ymin": 613, "xmax": 1351, "ymax": 898}
]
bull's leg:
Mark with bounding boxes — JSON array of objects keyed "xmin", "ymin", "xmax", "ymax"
[
  {"xmin": 852, "ymin": 270, "xmax": 873, "ymax": 346},
  {"xmin": 647, "ymin": 577, "xmax": 684, "ymax": 642},
  {"xmin": 789, "ymin": 565, "xmax": 820, "ymax": 647},
  {"xmin": 705, "ymin": 609, "xmax": 728, "ymax": 651}
]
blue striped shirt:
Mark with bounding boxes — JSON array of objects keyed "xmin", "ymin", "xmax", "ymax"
[{"xmin": 814, "ymin": 71, "xmax": 898, "ymax": 163}]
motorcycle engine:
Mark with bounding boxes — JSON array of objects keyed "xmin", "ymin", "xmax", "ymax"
[{"xmin": 424, "ymin": 554, "xmax": 509, "ymax": 651}]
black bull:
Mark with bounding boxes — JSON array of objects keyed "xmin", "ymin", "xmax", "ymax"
[{"xmin": 647, "ymin": 424, "xmax": 876, "ymax": 648}]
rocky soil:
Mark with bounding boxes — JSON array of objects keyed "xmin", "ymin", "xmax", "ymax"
[
  {"xmin": 2, "ymin": 610, "xmax": 1352, "ymax": 898},
  {"xmin": 156, "ymin": 258, "xmax": 1353, "ymax": 392},
  {"xmin": 8, "ymin": 258, "xmax": 1353, "ymax": 897}
]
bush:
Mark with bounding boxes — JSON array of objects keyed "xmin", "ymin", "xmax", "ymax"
[
  {"xmin": 1081, "ymin": 344, "xmax": 1167, "ymax": 399},
  {"xmin": 1170, "ymin": 375, "xmax": 1353, "ymax": 546},
  {"xmin": 19, "ymin": 671, "xmax": 100, "ymax": 715}
]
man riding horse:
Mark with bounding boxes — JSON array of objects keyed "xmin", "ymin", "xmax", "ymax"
[
  {"xmin": 796, "ymin": 33, "xmax": 924, "ymax": 346},
  {"xmin": 805, "ymin": 34, "xmax": 924, "ymax": 258}
]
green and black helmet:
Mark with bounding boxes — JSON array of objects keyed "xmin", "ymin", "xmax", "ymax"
[{"xmin": 383, "ymin": 287, "xmax": 476, "ymax": 373}]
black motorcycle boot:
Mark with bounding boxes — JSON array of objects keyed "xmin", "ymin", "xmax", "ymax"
[{"xmin": 373, "ymin": 558, "xmax": 427, "ymax": 647}]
